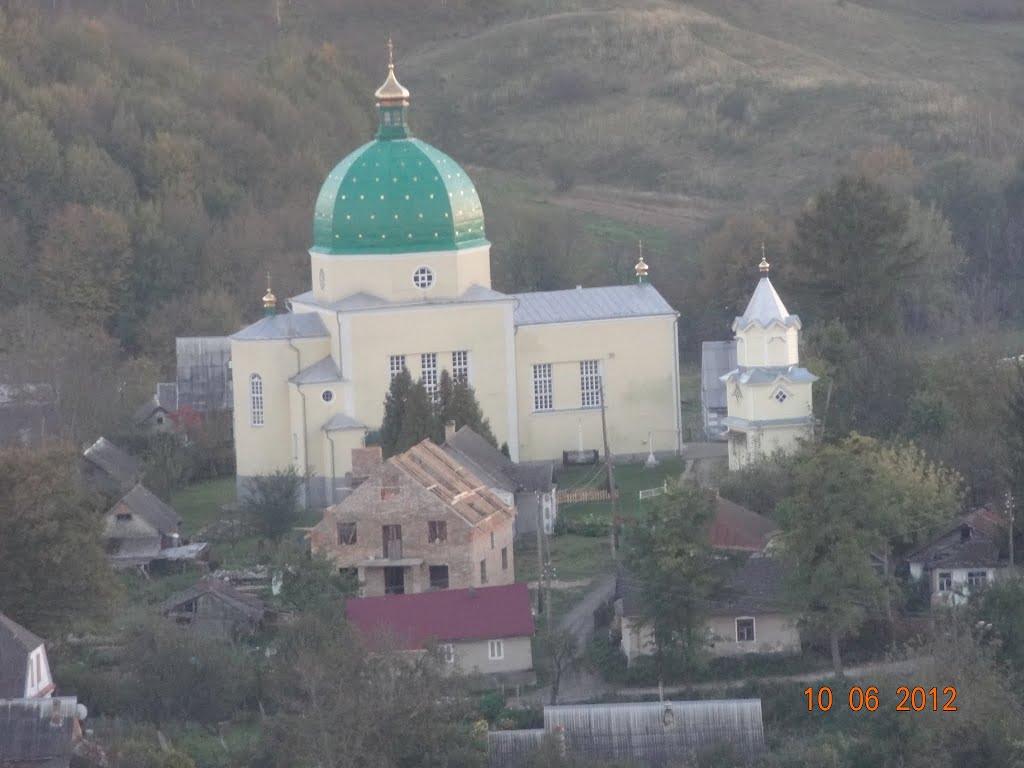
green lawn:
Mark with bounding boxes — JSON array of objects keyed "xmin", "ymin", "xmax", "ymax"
[
  {"xmin": 515, "ymin": 534, "xmax": 614, "ymax": 584},
  {"xmin": 171, "ymin": 477, "xmax": 237, "ymax": 533},
  {"xmin": 557, "ymin": 457, "xmax": 686, "ymax": 524}
]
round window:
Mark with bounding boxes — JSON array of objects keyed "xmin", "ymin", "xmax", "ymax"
[
  {"xmin": 321, "ymin": 390, "xmax": 334, "ymax": 403},
  {"xmin": 319, "ymin": 268, "xmax": 326, "ymax": 290},
  {"xmin": 413, "ymin": 266, "xmax": 435, "ymax": 290}
]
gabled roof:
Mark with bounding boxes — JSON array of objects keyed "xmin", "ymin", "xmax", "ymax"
[
  {"xmin": 230, "ymin": 312, "xmax": 329, "ymax": 341},
  {"xmin": 733, "ymin": 277, "xmax": 800, "ymax": 331},
  {"xmin": 391, "ymin": 440, "xmax": 514, "ymax": 524},
  {"xmin": 82, "ymin": 438, "xmax": 142, "ymax": 488},
  {"xmin": 0, "ymin": 697, "xmax": 79, "ymax": 765},
  {"xmin": 0, "ymin": 613, "xmax": 43, "ymax": 699},
  {"xmin": 289, "ymin": 355, "xmax": 344, "ymax": 385},
  {"xmin": 108, "ymin": 484, "xmax": 180, "ymax": 535},
  {"xmin": 346, "ymin": 583, "xmax": 534, "ymax": 649},
  {"xmin": 132, "ymin": 394, "xmax": 168, "ymax": 424},
  {"xmin": 511, "ymin": 284, "xmax": 675, "ymax": 326},
  {"xmin": 906, "ymin": 506, "xmax": 1007, "ymax": 568},
  {"xmin": 289, "ymin": 284, "xmax": 510, "ymax": 313},
  {"xmin": 160, "ymin": 578, "xmax": 272, "ymax": 622},
  {"xmin": 443, "ymin": 426, "xmax": 555, "ymax": 495},
  {"xmin": 710, "ymin": 497, "xmax": 779, "ymax": 552}
]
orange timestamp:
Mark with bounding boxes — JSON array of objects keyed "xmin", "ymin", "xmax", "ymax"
[{"xmin": 804, "ymin": 685, "xmax": 958, "ymax": 712}]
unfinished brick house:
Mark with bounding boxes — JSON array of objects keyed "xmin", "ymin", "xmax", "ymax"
[{"xmin": 310, "ymin": 441, "xmax": 516, "ymax": 597}]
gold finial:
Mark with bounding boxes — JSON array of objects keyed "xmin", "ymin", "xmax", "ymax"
[
  {"xmin": 263, "ymin": 271, "xmax": 277, "ymax": 315},
  {"xmin": 758, "ymin": 241, "xmax": 770, "ymax": 274},
  {"xmin": 375, "ymin": 37, "xmax": 410, "ymax": 103},
  {"xmin": 634, "ymin": 240, "xmax": 649, "ymax": 283}
]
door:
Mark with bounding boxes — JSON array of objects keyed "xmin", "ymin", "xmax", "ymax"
[
  {"xmin": 384, "ymin": 566, "xmax": 405, "ymax": 595},
  {"xmin": 382, "ymin": 525, "xmax": 403, "ymax": 559}
]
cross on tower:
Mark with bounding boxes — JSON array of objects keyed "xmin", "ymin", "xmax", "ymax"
[{"xmin": 387, "ymin": 36, "xmax": 394, "ymax": 69}]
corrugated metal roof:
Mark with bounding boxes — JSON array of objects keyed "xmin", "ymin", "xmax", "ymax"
[
  {"xmin": 511, "ymin": 284, "xmax": 675, "ymax": 326},
  {"xmin": 487, "ymin": 729, "xmax": 545, "ymax": 768},
  {"xmin": 0, "ymin": 697, "xmax": 78, "ymax": 764},
  {"xmin": 231, "ymin": 313, "xmax": 329, "ymax": 341},
  {"xmin": 289, "ymin": 356, "xmax": 344, "ymax": 385},
  {"xmin": 701, "ymin": 341, "xmax": 737, "ymax": 411}
]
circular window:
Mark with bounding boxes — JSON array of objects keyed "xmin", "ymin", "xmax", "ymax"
[
  {"xmin": 319, "ymin": 269, "xmax": 326, "ymax": 290},
  {"xmin": 321, "ymin": 390, "xmax": 334, "ymax": 403},
  {"xmin": 412, "ymin": 266, "xmax": 435, "ymax": 290}
]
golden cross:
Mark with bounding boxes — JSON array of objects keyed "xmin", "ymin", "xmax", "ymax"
[
  {"xmin": 638, "ymin": 239, "xmax": 643, "ymax": 259},
  {"xmin": 387, "ymin": 36, "xmax": 394, "ymax": 68}
]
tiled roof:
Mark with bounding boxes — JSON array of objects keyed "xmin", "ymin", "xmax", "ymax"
[
  {"xmin": 391, "ymin": 440, "xmax": 514, "ymax": 524},
  {"xmin": 710, "ymin": 497, "xmax": 779, "ymax": 552},
  {"xmin": 346, "ymin": 583, "xmax": 534, "ymax": 648},
  {"xmin": 160, "ymin": 578, "xmax": 272, "ymax": 622},
  {"xmin": 0, "ymin": 697, "xmax": 79, "ymax": 764},
  {"xmin": 230, "ymin": 312, "xmax": 329, "ymax": 341},
  {"xmin": 511, "ymin": 284, "xmax": 675, "ymax": 326},
  {"xmin": 0, "ymin": 613, "xmax": 43, "ymax": 699},
  {"xmin": 289, "ymin": 356, "xmax": 344, "ymax": 385},
  {"xmin": 733, "ymin": 277, "xmax": 800, "ymax": 331},
  {"xmin": 82, "ymin": 437, "xmax": 142, "ymax": 488},
  {"xmin": 109, "ymin": 484, "xmax": 180, "ymax": 535}
]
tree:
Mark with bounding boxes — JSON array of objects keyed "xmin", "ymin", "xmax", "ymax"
[
  {"xmin": 536, "ymin": 628, "xmax": 579, "ymax": 705},
  {"xmin": 380, "ymin": 368, "xmax": 412, "ymax": 458},
  {"xmin": 622, "ymin": 483, "xmax": 726, "ymax": 680},
  {"xmin": 789, "ymin": 174, "xmax": 922, "ymax": 336},
  {"xmin": 434, "ymin": 374, "xmax": 498, "ymax": 447},
  {"xmin": 242, "ymin": 467, "xmax": 304, "ymax": 545},
  {"xmin": 0, "ymin": 442, "xmax": 122, "ymax": 633},
  {"xmin": 141, "ymin": 433, "xmax": 195, "ymax": 501},
  {"xmin": 396, "ymin": 378, "xmax": 439, "ymax": 454},
  {"xmin": 1003, "ymin": 361, "xmax": 1024, "ymax": 549},
  {"xmin": 777, "ymin": 435, "xmax": 961, "ymax": 674},
  {"xmin": 272, "ymin": 542, "xmax": 357, "ymax": 614}
]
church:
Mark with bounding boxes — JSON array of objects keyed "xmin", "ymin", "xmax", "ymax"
[{"xmin": 228, "ymin": 50, "xmax": 683, "ymax": 506}]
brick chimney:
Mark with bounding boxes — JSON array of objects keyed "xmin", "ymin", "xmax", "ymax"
[
  {"xmin": 444, "ymin": 420, "xmax": 457, "ymax": 443},
  {"xmin": 351, "ymin": 446, "xmax": 383, "ymax": 485}
]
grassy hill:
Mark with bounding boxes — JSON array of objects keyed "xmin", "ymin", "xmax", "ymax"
[{"xmin": 60, "ymin": 0, "xmax": 1024, "ymax": 224}]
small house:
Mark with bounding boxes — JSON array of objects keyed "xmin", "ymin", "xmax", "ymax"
[
  {"xmin": 709, "ymin": 495, "xmax": 779, "ymax": 552},
  {"xmin": 0, "ymin": 613, "xmax": 54, "ymax": 699},
  {"xmin": 0, "ymin": 697, "xmax": 82, "ymax": 768},
  {"xmin": 311, "ymin": 442, "xmax": 515, "ymax": 597},
  {"xmin": 80, "ymin": 437, "xmax": 143, "ymax": 497},
  {"xmin": 102, "ymin": 484, "xmax": 182, "ymax": 567},
  {"xmin": 346, "ymin": 583, "xmax": 535, "ymax": 686},
  {"xmin": 443, "ymin": 424, "xmax": 558, "ymax": 535},
  {"xmin": 906, "ymin": 506, "xmax": 1009, "ymax": 606},
  {"xmin": 160, "ymin": 578, "xmax": 276, "ymax": 640}
]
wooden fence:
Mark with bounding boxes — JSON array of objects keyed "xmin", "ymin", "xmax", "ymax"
[{"xmin": 557, "ymin": 488, "xmax": 619, "ymax": 505}]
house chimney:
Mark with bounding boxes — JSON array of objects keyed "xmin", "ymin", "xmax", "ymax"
[
  {"xmin": 352, "ymin": 446, "xmax": 384, "ymax": 482},
  {"xmin": 444, "ymin": 420, "xmax": 457, "ymax": 443}
]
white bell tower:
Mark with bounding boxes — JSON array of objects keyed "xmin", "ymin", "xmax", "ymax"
[{"xmin": 721, "ymin": 248, "xmax": 817, "ymax": 470}]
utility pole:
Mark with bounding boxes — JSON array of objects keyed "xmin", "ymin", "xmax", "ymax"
[
  {"xmin": 1006, "ymin": 491, "xmax": 1015, "ymax": 570},
  {"xmin": 599, "ymin": 375, "xmax": 618, "ymax": 559},
  {"xmin": 535, "ymin": 493, "xmax": 546, "ymax": 617}
]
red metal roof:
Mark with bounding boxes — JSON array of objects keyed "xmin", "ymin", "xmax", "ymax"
[
  {"xmin": 346, "ymin": 584, "xmax": 535, "ymax": 649},
  {"xmin": 709, "ymin": 496, "xmax": 779, "ymax": 552}
]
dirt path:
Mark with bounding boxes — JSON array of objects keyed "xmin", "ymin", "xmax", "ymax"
[{"xmin": 551, "ymin": 185, "xmax": 732, "ymax": 236}]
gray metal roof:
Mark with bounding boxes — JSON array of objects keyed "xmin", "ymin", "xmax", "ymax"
[
  {"xmin": 160, "ymin": 578, "xmax": 272, "ymax": 622},
  {"xmin": 511, "ymin": 284, "xmax": 675, "ymax": 326},
  {"xmin": 82, "ymin": 438, "xmax": 143, "ymax": 489},
  {"xmin": 231, "ymin": 312, "xmax": 329, "ymax": 341},
  {"xmin": 324, "ymin": 413, "xmax": 367, "ymax": 431},
  {"xmin": 156, "ymin": 382, "xmax": 179, "ymax": 412},
  {"xmin": 291, "ymin": 284, "xmax": 511, "ymax": 314},
  {"xmin": 721, "ymin": 415, "xmax": 814, "ymax": 431},
  {"xmin": 720, "ymin": 365, "xmax": 818, "ymax": 386},
  {"xmin": 0, "ymin": 614, "xmax": 43, "ymax": 699},
  {"xmin": 290, "ymin": 356, "xmax": 344, "ymax": 385},
  {"xmin": 0, "ymin": 697, "xmax": 78, "ymax": 766},
  {"xmin": 176, "ymin": 337, "xmax": 233, "ymax": 412},
  {"xmin": 702, "ymin": 341, "xmax": 737, "ymax": 411},
  {"xmin": 108, "ymin": 484, "xmax": 181, "ymax": 535},
  {"xmin": 734, "ymin": 277, "xmax": 800, "ymax": 330}
]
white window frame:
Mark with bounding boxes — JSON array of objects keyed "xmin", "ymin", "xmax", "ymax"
[
  {"xmin": 735, "ymin": 617, "xmax": 756, "ymax": 642},
  {"xmin": 439, "ymin": 643, "xmax": 455, "ymax": 664},
  {"xmin": 488, "ymin": 639, "xmax": 504, "ymax": 660},
  {"xmin": 532, "ymin": 364, "xmax": 553, "ymax": 412},
  {"xmin": 580, "ymin": 360, "xmax": 602, "ymax": 408},
  {"xmin": 412, "ymin": 266, "xmax": 435, "ymax": 290},
  {"xmin": 937, "ymin": 571, "xmax": 953, "ymax": 592},
  {"xmin": 389, "ymin": 355, "xmax": 406, "ymax": 381},
  {"xmin": 967, "ymin": 570, "xmax": 988, "ymax": 588},
  {"xmin": 249, "ymin": 373, "xmax": 264, "ymax": 427},
  {"xmin": 452, "ymin": 350, "xmax": 470, "ymax": 384},
  {"xmin": 422, "ymin": 353, "xmax": 438, "ymax": 402}
]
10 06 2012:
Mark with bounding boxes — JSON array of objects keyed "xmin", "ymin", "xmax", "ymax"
[{"xmin": 804, "ymin": 686, "xmax": 958, "ymax": 712}]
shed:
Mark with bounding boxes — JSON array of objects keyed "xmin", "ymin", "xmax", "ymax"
[
  {"xmin": 81, "ymin": 437, "xmax": 143, "ymax": 496},
  {"xmin": 0, "ymin": 697, "xmax": 80, "ymax": 768},
  {"xmin": 160, "ymin": 578, "xmax": 275, "ymax": 639},
  {"xmin": 103, "ymin": 484, "xmax": 182, "ymax": 566},
  {"xmin": 701, "ymin": 341, "xmax": 737, "ymax": 440}
]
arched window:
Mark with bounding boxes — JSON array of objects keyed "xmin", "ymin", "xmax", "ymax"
[{"xmin": 249, "ymin": 374, "xmax": 265, "ymax": 427}]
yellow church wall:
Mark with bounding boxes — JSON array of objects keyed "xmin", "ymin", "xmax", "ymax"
[
  {"xmin": 514, "ymin": 316, "xmax": 680, "ymax": 461},
  {"xmin": 735, "ymin": 326, "xmax": 799, "ymax": 368},
  {"xmin": 288, "ymin": 380, "xmax": 358, "ymax": 482},
  {"xmin": 310, "ymin": 244, "xmax": 491, "ymax": 304},
  {"xmin": 321, "ymin": 428, "xmax": 366, "ymax": 497},
  {"xmin": 231, "ymin": 335, "xmax": 332, "ymax": 479},
  {"xmin": 733, "ymin": 380, "xmax": 813, "ymax": 422},
  {"xmin": 346, "ymin": 302, "xmax": 516, "ymax": 447}
]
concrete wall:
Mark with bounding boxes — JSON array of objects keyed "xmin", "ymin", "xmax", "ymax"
[
  {"xmin": 915, "ymin": 565, "xmax": 1002, "ymax": 607},
  {"xmin": 514, "ymin": 316, "xmax": 680, "ymax": 461},
  {"xmin": 311, "ymin": 244, "xmax": 492, "ymax": 304},
  {"xmin": 453, "ymin": 635, "xmax": 533, "ymax": 675}
]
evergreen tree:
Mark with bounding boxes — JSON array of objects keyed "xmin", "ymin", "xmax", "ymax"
[
  {"xmin": 432, "ymin": 369, "xmax": 457, "ymax": 442},
  {"xmin": 380, "ymin": 369, "xmax": 412, "ymax": 458},
  {"xmin": 448, "ymin": 379, "xmax": 498, "ymax": 447},
  {"xmin": 395, "ymin": 378, "xmax": 440, "ymax": 455},
  {"xmin": 1002, "ymin": 361, "xmax": 1024, "ymax": 549}
]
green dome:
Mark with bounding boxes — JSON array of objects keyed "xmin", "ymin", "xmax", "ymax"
[{"xmin": 312, "ymin": 138, "xmax": 487, "ymax": 255}]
